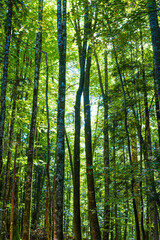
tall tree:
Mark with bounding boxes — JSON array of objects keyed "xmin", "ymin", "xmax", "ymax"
[
  {"xmin": 53, "ymin": 0, "xmax": 67, "ymax": 238},
  {"xmin": 45, "ymin": 53, "xmax": 51, "ymax": 240},
  {"xmin": 73, "ymin": 4, "xmax": 88, "ymax": 239},
  {"xmin": 1, "ymin": 36, "xmax": 21, "ymax": 240},
  {"xmin": 94, "ymin": 50, "xmax": 110, "ymax": 240},
  {"xmin": 147, "ymin": 0, "xmax": 160, "ymax": 103},
  {"xmin": 83, "ymin": 46, "xmax": 101, "ymax": 240},
  {"xmin": 140, "ymin": 26, "xmax": 159, "ymax": 240},
  {"xmin": 22, "ymin": 0, "xmax": 43, "ymax": 239},
  {"xmin": 0, "ymin": 0, "xmax": 12, "ymax": 176}
]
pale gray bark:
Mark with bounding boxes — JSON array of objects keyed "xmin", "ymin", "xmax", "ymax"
[{"xmin": 53, "ymin": 0, "xmax": 67, "ymax": 239}]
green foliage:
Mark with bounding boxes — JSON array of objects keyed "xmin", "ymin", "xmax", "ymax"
[{"xmin": 0, "ymin": 0, "xmax": 160, "ymax": 239}]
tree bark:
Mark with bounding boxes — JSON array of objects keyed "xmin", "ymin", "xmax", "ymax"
[
  {"xmin": 147, "ymin": 0, "xmax": 160, "ymax": 103},
  {"xmin": 123, "ymin": 144, "xmax": 129, "ymax": 240},
  {"xmin": 94, "ymin": 50, "xmax": 110, "ymax": 240},
  {"xmin": 140, "ymin": 27, "xmax": 159, "ymax": 240},
  {"xmin": 53, "ymin": 0, "xmax": 66, "ymax": 239},
  {"xmin": 45, "ymin": 53, "xmax": 51, "ymax": 240},
  {"xmin": 10, "ymin": 144, "xmax": 20, "ymax": 240},
  {"xmin": 22, "ymin": 1, "xmax": 43, "ymax": 239},
  {"xmin": 83, "ymin": 46, "xmax": 101, "ymax": 240},
  {"xmin": 1, "ymin": 36, "xmax": 20, "ymax": 240},
  {"xmin": 153, "ymin": 68, "xmax": 160, "ymax": 146},
  {"xmin": 73, "ymin": 7, "xmax": 88, "ymax": 240},
  {"xmin": 131, "ymin": 124, "xmax": 142, "ymax": 240},
  {"xmin": 0, "ymin": 0, "xmax": 12, "ymax": 176},
  {"xmin": 65, "ymin": 130, "xmax": 73, "ymax": 177},
  {"xmin": 113, "ymin": 119, "xmax": 118, "ymax": 240},
  {"xmin": 1, "ymin": 96, "xmax": 16, "ymax": 240}
]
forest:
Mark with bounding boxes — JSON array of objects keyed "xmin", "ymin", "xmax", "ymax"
[{"xmin": 0, "ymin": 0, "xmax": 160, "ymax": 239}]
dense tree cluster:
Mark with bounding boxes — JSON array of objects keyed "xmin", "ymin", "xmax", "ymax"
[{"xmin": 0, "ymin": 0, "xmax": 160, "ymax": 239}]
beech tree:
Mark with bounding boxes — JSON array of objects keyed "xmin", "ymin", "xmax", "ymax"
[
  {"xmin": 22, "ymin": 0, "xmax": 43, "ymax": 239},
  {"xmin": 53, "ymin": 0, "xmax": 67, "ymax": 239},
  {"xmin": 72, "ymin": 3, "xmax": 88, "ymax": 239}
]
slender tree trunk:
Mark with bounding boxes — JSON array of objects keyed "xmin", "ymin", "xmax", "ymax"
[
  {"xmin": 92, "ymin": 101, "xmax": 100, "ymax": 157},
  {"xmin": 65, "ymin": 130, "xmax": 73, "ymax": 177},
  {"xmin": 112, "ymin": 119, "xmax": 118, "ymax": 240},
  {"xmin": 10, "ymin": 144, "xmax": 20, "ymax": 240},
  {"xmin": 53, "ymin": 0, "xmax": 66, "ymax": 239},
  {"xmin": 22, "ymin": 1, "xmax": 43, "ymax": 239},
  {"xmin": 73, "ymin": 8, "xmax": 88, "ymax": 240},
  {"xmin": 120, "ymin": 71, "xmax": 141, "ymax": 240},
  {"xmin": 139, "ymin": 125, "xmax": 145, "ymax": 240},
  {"xmin": 10, "ymin": 145, "xmax": 17, "ymax": 240},
  {"xmin": 1, "ymin": 97, "xmax": 16, "ymax": 240},
  {"xmin": 83, "ymin": 46, "xmax": 101, "ymax": 240},
  {"xmin": 123, "ymin": 171, "xmax": 129, "ymax": 240},
  {"xmin": 129, "ymin": 47, "xmax": 146, "ymax": 239},
  {"xmin": 94, "ymin": 50, "xmax": 110, "ymax": 240},
  {"xmin": 153, "ymin": 68, "xmax": 160, "ymax": 145},
  {"xmin": 1, "ymin": 35, "xmax": 21, "ymax": 239},
  {"xmin": 32, "ymin": 165, "xmax": 45, "ymax": 229},
  {"xmin": 64, "ymin": 171, "xmax": 71, "ymax": 236},
  {"xmin": 140, "ymin": 27, "xmax": 159, "ymax": 240},
  {"xmin": 131, "ymin": 125, "xmax": 142, "ymax": 240},
  {"xmin": 103, "ymin": 51, "xmax": 110, "ymax": 240},
  {"xmin": 0, "ymin": 0, "xmax": 12, "ymax": 176},
  {"xmin": 12, "ymin": 131, "xmax": 21, "ymax": 240},
  {"xmin": 147, "ymin": 0, "xmax": 160, "ymax": 103},
  {"xmin": 45, "ymin": 53, "xmax": 51, "ymax": 240},
  {"xmin": 110, "ymin": 205, "xmax": 114, "ymax": 240}
]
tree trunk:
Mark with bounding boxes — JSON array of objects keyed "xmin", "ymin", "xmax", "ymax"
[
  {"xmin": 140, "ymin": 27, "xmax": 159, "ymax": 240},
  {"xmin": 22, "ymin": 1, "xmax": 43, "ymax": 239},
  {"xmin": 53, "ymin": 0, "xmax": 66, "ymax": 239},
  {"xmin": 10, "ymin": 144, "xmax": 20, "ymax": 240},
  {"xmin": 1, "ymin": 36, "xmax": 21, "ymax": 240},
  {"xmin": 73, "ymin": 8, "xmax": 88, "ymax": 240},
  {"xmin": 131, "ymin": 124, "xmax": 142, "ymax": 240},
  {"xmin": 92, "ymin": 101, "xmax": 100, "ymax": 157},
  {"xmin": 32, "ymin": 165, "xmax": 45, "ymax": 229},
  {"xmin": 83, "ymin": 46, "xmax": 101, "ymax": 240},
  {"xmin": 103, "ymin": 51, "xmax": 110, "ymax": 240},
  {"xmin": 45, "ymin": 53, "xmax": 51, "ymax": 240},
  {"xmin": 94, "ymin": 50, "xmax": 110, "ymax": 240},
  {"xmin": 113, "ymin": 120, "xmax": 118, "ymax": 240},
  {"xmin": 10, "ymin": 145, "xmax": 17, "ymax": 240},
  {"xmin": 64, "ymin": 171, "xmax": 71, "ymax": 236},
  {"xmin": 65, "ymin": 130, "xmax": 73, "ymax": 177},
  {"xmin": 147, "ymin": 0, "xmax": 160, "ymax": 103},
  {"xmin": 153, "ymin": 68, "xmax": 160, "ymax": 146},
  {"xmin": 0, "ymin": 0, "xmax": 12, "ymax": 176},
  {"xmin": 1, "ymin": 96, "xmax": 16, "ymax": 240}
]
